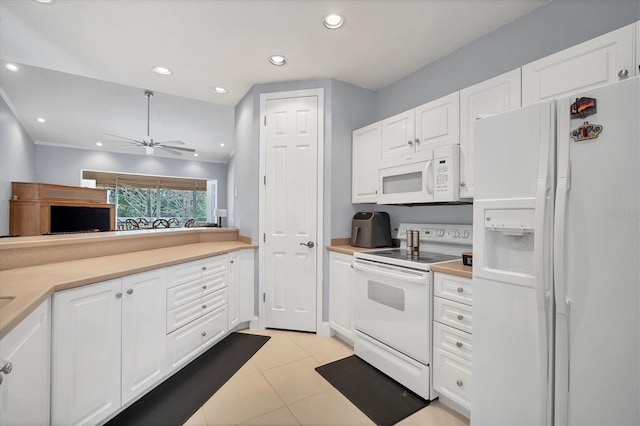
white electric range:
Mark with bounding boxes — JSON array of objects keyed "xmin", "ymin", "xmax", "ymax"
[{"xmin": 352, "ymin": 223, "xmax": 472, "ymax": 400}]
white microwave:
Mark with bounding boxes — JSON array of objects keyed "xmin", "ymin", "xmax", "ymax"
[{"xmin": 377, "ymin": 144, "xmax": 460, "ymax": 204}]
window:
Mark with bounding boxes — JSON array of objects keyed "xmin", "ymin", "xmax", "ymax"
[{"xmin": 82, "ymin": 170, "xmax": 217, "ymax": 227}]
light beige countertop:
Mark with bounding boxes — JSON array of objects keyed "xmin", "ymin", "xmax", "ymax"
[
  {"xmin": 431, "ymin": 260, "xmax": 472, "ymax": 279},
  {"xmin": 0, "ymin": 229, "xmax": 257, "ymax": 338}
]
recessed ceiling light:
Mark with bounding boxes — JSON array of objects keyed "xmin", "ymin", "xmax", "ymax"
[
  {"xmin": 269, "ymin": 55, "xmax": 287, "ymax": 66},
  {"xmin": 95, "ymin": 142, "xmax": 103, "ymax": 147},
  {"xmin": 220, "ymin": 143, "xmax": 225, "ymax": 147},
  {"xmin": 212, "ymin": 87, "xmax": 228, "ymax": 94},
  {"xmin": 5, "ymin": 64, "xmax": 19, "ymax": 72},
  {"xmin": 323, "ymin": 14, "xmax": 345, "ymax": 29},
  {"xmin": 193, "ymin": 153, "xmax": 199, "ymax": 157},
  {"xmin": 36, "ymin": 118, "xmax": 46, "ymax": 123},
  {"xmin": 152, "ymin": 66, "xmax": 172, "ymax": 75}
]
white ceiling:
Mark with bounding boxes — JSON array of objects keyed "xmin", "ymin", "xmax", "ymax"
[{"xmin": 0, "ymin": 0, "xmax": 547, "ymax": 163}]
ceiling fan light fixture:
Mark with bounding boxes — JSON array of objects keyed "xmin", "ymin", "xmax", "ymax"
[
  {"xmin": 212, "ymin": 87, "xmax": 228, "ymax": 94},
  {"xmin": 269, "ymin": 55, "xmax": 287, "ymax": 66},
  {"xmin": 152, "ymin": 66, "xmax": 172, "ymax": 75},
  {"xmin": 323, "ymin": 14, "xmax": 345, "ymax": 29},
  {"xmin": 5, "ymin": 63, "xmax": 19, "ymax": 72}
]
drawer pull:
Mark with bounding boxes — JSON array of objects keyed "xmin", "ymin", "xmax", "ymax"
[
  {"xmin": 456, "ymin": 380, "xmax": 463, "ymax": 387},
  {"xmin": 457, "ymin": 314, "xmax": 464, "ymax": 320},
  {"xmin": 201, "ymin": 331, "xmax": 207, "ymax": 337},
  {"xmin": 457, "ymin": 287, "xmax": 464, "ymax": 293},
  {"xmin": 456, "ymin": 342, "xmax": 463, "ymax": 348},
  {"xmin": 202, "ymin": 266, "xmax": 207, "ymax": 271}
]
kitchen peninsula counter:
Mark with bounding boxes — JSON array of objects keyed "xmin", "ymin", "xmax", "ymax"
[{"xmin": 0, "ymin": 228, "xmax": 257, "ymax": 338}]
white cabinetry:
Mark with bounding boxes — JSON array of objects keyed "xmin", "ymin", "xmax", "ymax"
[
  {"xmin": 52, "ymin": 269, "xmax": 166, "ymax": 425},
  {"xmin": 381, "ymin": 93, "xmax": 459, "ymax": 160},
  {"xmin": 522, "ymin": 23, "xmax": 635, "ymax": 106},
  {"xmin": 328, "ymin": 252, "xmax": 354, "ymax": 343},
  {"xmin": 352, "ymin": 122, "xmax": 381, "ymax": 203},
  {"xmin": 459, "ymin": 68, "xmax": 521, "ymax": 199},
  {"xmin": 0, "ymin": 300, "xmax": 50, "ymax": 425},
  {"xmin": 166, "ymin": 256, "xmax": 229, "ymax": 370},
  {"xmin": 433, "ymin": 272, "xmax": 473, "ymax": 414},
  {"xmin": 228, "ymin": 250, "xmax": 255, "ymax": 329}
]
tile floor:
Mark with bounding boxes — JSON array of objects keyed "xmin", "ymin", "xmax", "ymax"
[{"xmin": 183, "ymin": 329, "xmax": 469, "ymax": 426}]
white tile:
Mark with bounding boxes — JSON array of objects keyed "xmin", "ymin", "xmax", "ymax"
[
  {"xmin": 200, "ymin": 372, "xmax": 284, "ymax": 425},
  {"xmin": 262, "ymin": 357, "xmax": 331, "ymax": 404}
]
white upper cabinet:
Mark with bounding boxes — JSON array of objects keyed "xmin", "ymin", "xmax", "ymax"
[
  {"xmin": 381, "ymin": 110, "xmax": 415, "ymax": 159},
  {"xmin": 415, "ymin": 92, "xmax": 460, "ymax": 151},
  {"xmin": 352, "ymin": 121, "xmax": 382, "ymax": 203},
  {"xmin": 522, "ymin": 23, "xmax": 635, "ymax": 106},
  {"xmin": 459, "ymin": 68, "xmax": 521, "ymax": 199}
]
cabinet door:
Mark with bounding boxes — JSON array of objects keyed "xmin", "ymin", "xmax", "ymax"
[
  {"xmin": 352, "ymin": 122, "xmax": 381, "ymax": 203},
  {"xmin": 415, "ymin": 92, "xmax": 459, "ymax": 152},
  {"xmin": 121, "ymin": 269, "xmax": 167, "ymax": 405},
  {"xmin": 522, "ymin": 24, "xmax": 635, "ymax": 106},
  {"xmin": 381, "ymin": 109, "xmax": 415, "ymax": 159},
  {"xmin": 328, "ymin": 252, "xmax": 353, "ymax": 342},
  {"xmin": 0, "ymin": 300, "xmax": 50, "ymax": 425},
  {"xmin": 52, "ymin": 279, "xmax": 122, "ymax": 425},
  {"xmin": 229, "ymin": 250, "xmax": 255, "ymax": 328},
  {"xmin": 459, "ymin": 68, "xmax": 521, "ymax": 198}
]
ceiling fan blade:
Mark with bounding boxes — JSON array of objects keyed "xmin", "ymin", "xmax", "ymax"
[
  {"xmin": 156, "ymin": 140, "xmax": 186, "ymax": 145},
  {"xmin": 157, "ymin": 146, "xmax": 183, "ymax": 156},
  {"xmin": 103, "ymin": 133, "xmax": 143, "ymax": 144},
  {"xmin": 157, "ymin": 144, "xmax": 196, "ymax": 153}
]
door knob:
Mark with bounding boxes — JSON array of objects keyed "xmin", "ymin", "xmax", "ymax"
[{"xmin": 300, "ymin": 241, "xmax": 315, "ymax": 248}]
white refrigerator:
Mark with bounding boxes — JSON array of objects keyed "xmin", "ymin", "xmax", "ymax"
[{"xmin": 472, "ymin": 76, "xmax": 639, "ymax": 425}]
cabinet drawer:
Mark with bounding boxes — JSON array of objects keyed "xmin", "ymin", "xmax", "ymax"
[
  {"xmin": 167, "ymin": 288, "xmax": 228, "ymax": 333},
  {"xmin": 167, "ymin": 255, "xmax": 228, "ymax": 288},
  {"xmin": 166, "ymin": 271, "xmax": 227, "ymax": 310},
  {"xmin": 434, "ymin": 296, "xmax": 473, "ymax": 333},
  {"xmin": 166, "ymin": 305, "xmax": 228, "ymax": 370},
  {"xmin": 433, "ymin": 347, "xmax": 471, "ymax": 410},
  {"xmin": 433, "ymin": 322, "xmax": 472, "ymax": 362},
  {"xmin": 434, "ymin": 272, "xmax": 472, "ymax": 305}
]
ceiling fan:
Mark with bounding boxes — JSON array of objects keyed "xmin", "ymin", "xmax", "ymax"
[{"xmin": 105, "ymin": 90, "xmax": 196, "ymax": 156}]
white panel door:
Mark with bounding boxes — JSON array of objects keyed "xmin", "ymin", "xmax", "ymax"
[
  {"xmin": 459, "ymin": 68, "xmax": 521, "ymax": 198},
  {"xmin": 415, "ymin": 92, "xmax": 460, "ymax": 151},
  {"xmin": 352, "ymin": 121, "xmax": 381, "ymax": 203},
  {"xmin": 0, "ymin": 300, "xmax": 49, "ymax": 426},
  {"xmin": 52, "ymin": 279, "xmax": 122, "ymax": 426},
  {"xmin": 522, "ymin": 23, "xmax": 635, "ymax": 105},
  {"xmin": 121, "ymin": 269, "xmax": 167, "ymax": 405},
  {"xmin": 381, "ymin": 109, "xmax": 415, "ymax": 159},
  {"xmin": 265, "ymin": 95, "xmax": 318, "ymax": 332}
]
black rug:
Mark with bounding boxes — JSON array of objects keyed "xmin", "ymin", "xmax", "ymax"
[
  {"xmin": 107, "ymin": 332, "xmax": 270, "ymax": 426},
  {"xmin": 315, "ymin": 355, "xmax": 429, "ymax": 426}
]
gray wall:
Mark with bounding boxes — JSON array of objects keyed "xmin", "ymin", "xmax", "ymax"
[
  {"xmin": 34, "ymin": 145, "xmax": 228, "ymax": 210},
  {"xmin": 0, "ymin": 95, "xmax": 36, "ymax": 236},
  {"xmin": 361, "ymin": 0, "xmax": 640, "ymax": 229}
]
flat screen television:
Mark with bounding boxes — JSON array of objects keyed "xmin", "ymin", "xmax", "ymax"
[{"xmin": 50, "ymin": 205, "xmax": 111, "ymax": 233}]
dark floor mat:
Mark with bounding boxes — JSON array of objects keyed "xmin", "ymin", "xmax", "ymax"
[
  {"xmin": 106, "ymin": 332, "xmax": 270, "ymax": 426},
  {"xmin": 315, "ymin": 355, "xmax": 429, "ymax": 426}
]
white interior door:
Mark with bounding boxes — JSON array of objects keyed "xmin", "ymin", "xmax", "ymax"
[{"xmin": 263, "ymin": 95, "xmax": 318, "ymax": 332}]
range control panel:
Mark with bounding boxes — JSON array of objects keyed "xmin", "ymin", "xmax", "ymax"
[{"xmin": 396, "ymin": 223, "xmax": 473, "ymax": 245}]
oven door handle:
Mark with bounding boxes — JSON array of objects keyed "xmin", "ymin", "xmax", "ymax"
[{"xmin": 353, "ymin": 261, "xmax": 427, "ymax": 283}]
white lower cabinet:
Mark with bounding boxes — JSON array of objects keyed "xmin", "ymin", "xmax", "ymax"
[
  {"xmin": 0, "ymin": 299, "xmax": 50, "ymax": 425},
  {"xmin": 228, "ymin": 250, "xmax": 255, "ymax": 329},
  {"xmin": 328, "ymin": 252, "xmax": 354, "ymax": 342},
  {"xmin": 433, "ymin": 272, "xmax": 473, "ymax": 414},
  {"xmin": 165, "ymin": 255, "xmax": 230, "ymax": 371},
  {"xmin": 52, "ymin": 269, "xmax": 166, "ymax": 425}
]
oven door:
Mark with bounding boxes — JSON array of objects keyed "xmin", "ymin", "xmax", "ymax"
[{"xmin": 352, "ymin": 258, "xmax": 431, "ymax": 364}]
